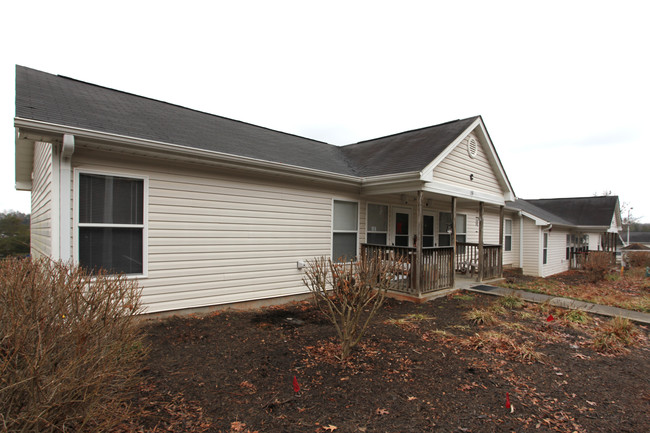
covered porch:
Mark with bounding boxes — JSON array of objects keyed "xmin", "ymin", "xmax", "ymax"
[{"xmin": 358, "ymin": 192, "xmax": 505, "ymax": 297}]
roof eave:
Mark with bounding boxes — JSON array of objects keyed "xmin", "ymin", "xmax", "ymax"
[{"xmin": 14, "ymin": 117, "xmax": 361, "ymax": 187}]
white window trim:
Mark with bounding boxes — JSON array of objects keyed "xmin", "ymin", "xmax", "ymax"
[
  {"xmin": 504, "ymin": 218, "xmax": 512, "ymax": 252},
  {"xmin": 438, "ymin": 212, "xmax": 467, "ymax": 246},
  {"xmin": 391, "ymin": 206, "xmax": 412, "ymax": 247},
  {"xmin": 543, "ymin": 232, "xmax": 549, "ymax": 265},
  {"xmin": 331, "ymin": 198, "xmax": 360, "ymax": 262},
  {"xmin": 423, "ymin": 211, "xmax": 435, "ymax": 248},
  {"xmin": 366, "ymin": 202, "xmax": 389, "ymax": 245},
  {"xmin": 73, "ymin": 168, "xmax": 149, "ymax": 278}
]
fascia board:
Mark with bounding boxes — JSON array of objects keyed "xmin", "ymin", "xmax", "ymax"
[
  {"xmin": 360, "ymin": 171, "xmax": 421, "ymax": 187},
  {"xmin": 505, "ymin": 207, "xmax": 550, "ymax": 226},
  {"xmin": 361, "ymin": 179, "xmax": 426, "ymax": 196},
  {"xmin": 421, "ymin": 117, "xmax": 481, "ymax": 176},
  {"xmin": 423, "ymin": 181, "xmax": 505, "ymax": 206},
  {"xmin": 420, "ymin": 117, "xmax": 516, "ymax": 200},
  {"xmin": 472, "ymin": 120, "xmax": 517, "ymax": 198},
  {"xmin": 573, "ymin": 225, "xmax": 610, "ymax": 232},
  {"xmin": 14, "ymin": 118, "xmax": 360, "ymax": 187},
  {"xmin": 15, "ymin": 129, "xmax": 34, "ymax": 190}
]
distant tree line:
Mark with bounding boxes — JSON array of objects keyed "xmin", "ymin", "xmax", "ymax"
[
  {"xmin": 0, "ymin": 211, "xmax": 30, "ymax": 258},
  {"xmin": 628, "ymin": 222, "xmax": 650, "ymax": 232}
]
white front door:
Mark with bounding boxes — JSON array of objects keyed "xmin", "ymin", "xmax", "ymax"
[{"xmin": 393, "ymin": 208, "xmax": 411, "ymax": 247}]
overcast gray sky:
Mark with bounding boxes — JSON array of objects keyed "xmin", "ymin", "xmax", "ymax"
[{"xmin": 2, "ymin": 0, "xmax": 648, "ymax": 222}]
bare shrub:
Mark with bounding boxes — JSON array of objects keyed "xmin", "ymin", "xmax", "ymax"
[
  {"xmin": 302, "ymin": 254, "xmax": 403, "ymax": 359},
  {"xmin": 626, "ymin": 251, "xmax": 650, "ymax": 268},
  {"xmin": 0, "ymin": 258, "xmax": 146, "ymax": 432},
  {"xmin": 580, "ymin": 252, "xmax": 614, "ymax": 282}
]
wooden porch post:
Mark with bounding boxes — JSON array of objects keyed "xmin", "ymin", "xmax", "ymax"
[
  {"xmin": 478, "ymin": 201, "xmax": 484, "ymax": 282},
  {"xmin": 451, "ymin": 196, "xmax": 457, "ymax": 288},
  {"xmin": 499, "ymin": 205, "xmax": 504, "ymax": 278},
  {"xmin": 415, "ymin": 191, "xmax": 423, "ymax": 296}
]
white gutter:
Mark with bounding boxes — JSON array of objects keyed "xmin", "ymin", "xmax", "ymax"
[{"xmin": 14, "ymin": 118, "xmax": 361, "ymax": 186}]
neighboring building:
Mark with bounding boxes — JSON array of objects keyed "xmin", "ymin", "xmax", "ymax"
[
  {"xmin": 14, "ymin": 66, "xmax": 516, "ymax": 314},
  {"xmin": 505, "ymin": 197, "xmax": 622, "ymax": 277},
  {"xmin": 625, "ymin": 232, "xmax": 650, "ymax": 248}
]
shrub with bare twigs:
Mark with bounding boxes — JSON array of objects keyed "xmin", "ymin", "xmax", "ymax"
[
  {"xmin": 580, "ymin": 251, "xmax": 614, "ymax": 282},
  {"xmin": 626, "ymin": 251, "xmax": 650, "ymax": 268},
  {"xmin": 302, "ymin": 253, "xmax": 403, "ymax": 359},
  {"xmin": 0, "ymin": 258, "xmax": 147, "ymax": 432}
]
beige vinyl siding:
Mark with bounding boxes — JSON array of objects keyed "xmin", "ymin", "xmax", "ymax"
[
  {"xmin": 72, "ymin": 149, "xmax": 351, "ymax": 313},
  {"xmin": 30, "ymin": 142, "xmax": 53, "ymax": 258},
  {"xmin": 586, "ymin": 232, "xmax": 602, "ymax": 251},
  {"xmin": 432, "ymin": 133, "xmax": 502, "ymax": 196},
  {"xmin": 541, "ymin": 228, "xmax": 571, "ymax": 277},
  {"xmin": 521, "ymin": 217, "xmax": 540, "ymax": 276}
]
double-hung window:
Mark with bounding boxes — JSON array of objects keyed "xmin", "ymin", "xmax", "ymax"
[
  {"xmin": 504, "ymin": 219, "xmax": 512, "ymax": 252},
  {"xmin": 438, "ymin": 212, "xmax": 467, "ymax": 246},
  {"xmin": 78, "ymin": 172, "xmax": 145, "ymax": 275},
  {"xmin": 423, "ymin": 214, "xmax": 434, "ymax": 247},
  {"xmin": 332, "ymin": 200, "xmax": 358, "ymax": 262},
  {"xmin": 366, "ymin": 204, "xmax": 388, "ymax": 245},
  {"xmin": 543, "ymin": 233, "xmax": 549, "ymax": 265}
]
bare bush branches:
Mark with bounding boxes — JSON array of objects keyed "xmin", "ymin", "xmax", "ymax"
[
  {"xmin": 0, "ymin": 258, "xmax": 147, "ymax": 432},
  {"xmin": 580, "ymin": 252, "xmax": 614, "ymax": 282},
  {"xmin": 302, "ymin": 253, "xmax": 404, "ymax": 359}
]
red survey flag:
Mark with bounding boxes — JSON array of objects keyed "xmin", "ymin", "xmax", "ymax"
[{"xmin": 293, "ymin": 375, "xmax": 300, "ymax": 393}]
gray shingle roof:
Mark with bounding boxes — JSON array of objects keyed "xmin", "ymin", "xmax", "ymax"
[
  {"xmin": 340, "ymin": 117, "xmax": 479, "ymax": 177},
  {"xmin": 628, "ymin": 232, "xmax": 650, "ymax": 243},
  {"xmin": 16, "ymin": 66, "xmax": 356, "ymax": 175},
  {"xmin": 15, "ymin": 65, "xmax": 480, "ymax": 178},
  {"xmin": 508, "ymin": 196, "xmax": 618, "ymax": 227}
]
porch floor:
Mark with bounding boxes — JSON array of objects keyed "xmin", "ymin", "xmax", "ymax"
[{"xmin": 385, "ymin": 274, "xmax": 504, "ymax": 304}]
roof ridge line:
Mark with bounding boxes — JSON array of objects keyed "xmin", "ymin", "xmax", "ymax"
[{"xmin": 342, "ymin": 116, "xmax": 480, "ymax": 147}]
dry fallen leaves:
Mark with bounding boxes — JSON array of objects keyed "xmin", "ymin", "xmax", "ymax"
[
  {"xmin": 376, "ymin": 408, "xmax": 389, "ymax": 415},
  {"xmin": 322, "ymin": 424, "xmax": 338, "ymax": 431}
]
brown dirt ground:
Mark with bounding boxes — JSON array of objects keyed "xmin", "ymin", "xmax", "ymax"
[{"xmin": 116, "ymin": 291, "xmax": 650, "ymax": 433}]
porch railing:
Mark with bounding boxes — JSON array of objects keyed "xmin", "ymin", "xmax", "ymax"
[
  {"xmin": 569, "ymin": 250, "xmax": 616, "ymax": 270},
  {"xmin": 456, "ymin": 242, "xmax": 502, "ymax": 279},
  {"xmin": 360, "ymin": 244, "xmax": 454, "ymax": 294}
]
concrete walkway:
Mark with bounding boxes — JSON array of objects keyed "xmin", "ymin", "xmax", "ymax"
[{"xmin": 468, "ymin": 284, "xmax": 650, "ymax": 325}]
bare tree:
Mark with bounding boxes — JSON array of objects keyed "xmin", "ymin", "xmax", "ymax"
[{"xmin": 302, "ymin": 253, "xmax": 404, "ymax": 359}]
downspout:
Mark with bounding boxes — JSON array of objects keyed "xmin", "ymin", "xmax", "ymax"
[
  {"xmin": 518, "ymin": 211, "xmax": 523, "ymax": 270},
  {"xmin": 59, "ymin": 134, "xmax": 75, "ymax": 261}
]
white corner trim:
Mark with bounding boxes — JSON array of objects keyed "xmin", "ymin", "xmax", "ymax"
[
  {"xmin": 59, "ymin": 134, "xmax": 75, "ymax": 261},
  {"xmin": 51, "ymin": 145, "xmax": 60, "ymax": 260}
]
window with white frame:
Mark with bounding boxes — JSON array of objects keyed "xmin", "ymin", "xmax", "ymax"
[
  {"xmin": 78, "ymin": 173, "xmax": 145, "ymax": 275},
  {"xmin": 423, "ymin": 214, "xmax": 435, "ymax": 247},
  {"xmin": 366, "ymin": 204, "xmax": 388, "ymax": 245},
  {"xmin": 438, "ymin": 212, "xmax": 466, "ymax": 246},
  {"xmin": 543, "ymin": 232, "xmax": 549, "ymax": 265},
  {"xmin": 332, "ymin": 200, "xmax": 358, "ymax": 262},
  {"xmin": 504, "ymin": 219, "xmax": 512, "ymax": 252}
]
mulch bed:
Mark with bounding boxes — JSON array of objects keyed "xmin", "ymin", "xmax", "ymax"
[{"xmin": 119, "ymin": 291, "xmax": 650, "ymax": 433}]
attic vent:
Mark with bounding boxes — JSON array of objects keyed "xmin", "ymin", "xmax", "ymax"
[{"xmin": 467, "ymin": 137, "xmax": 478, "ymax": 158}]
